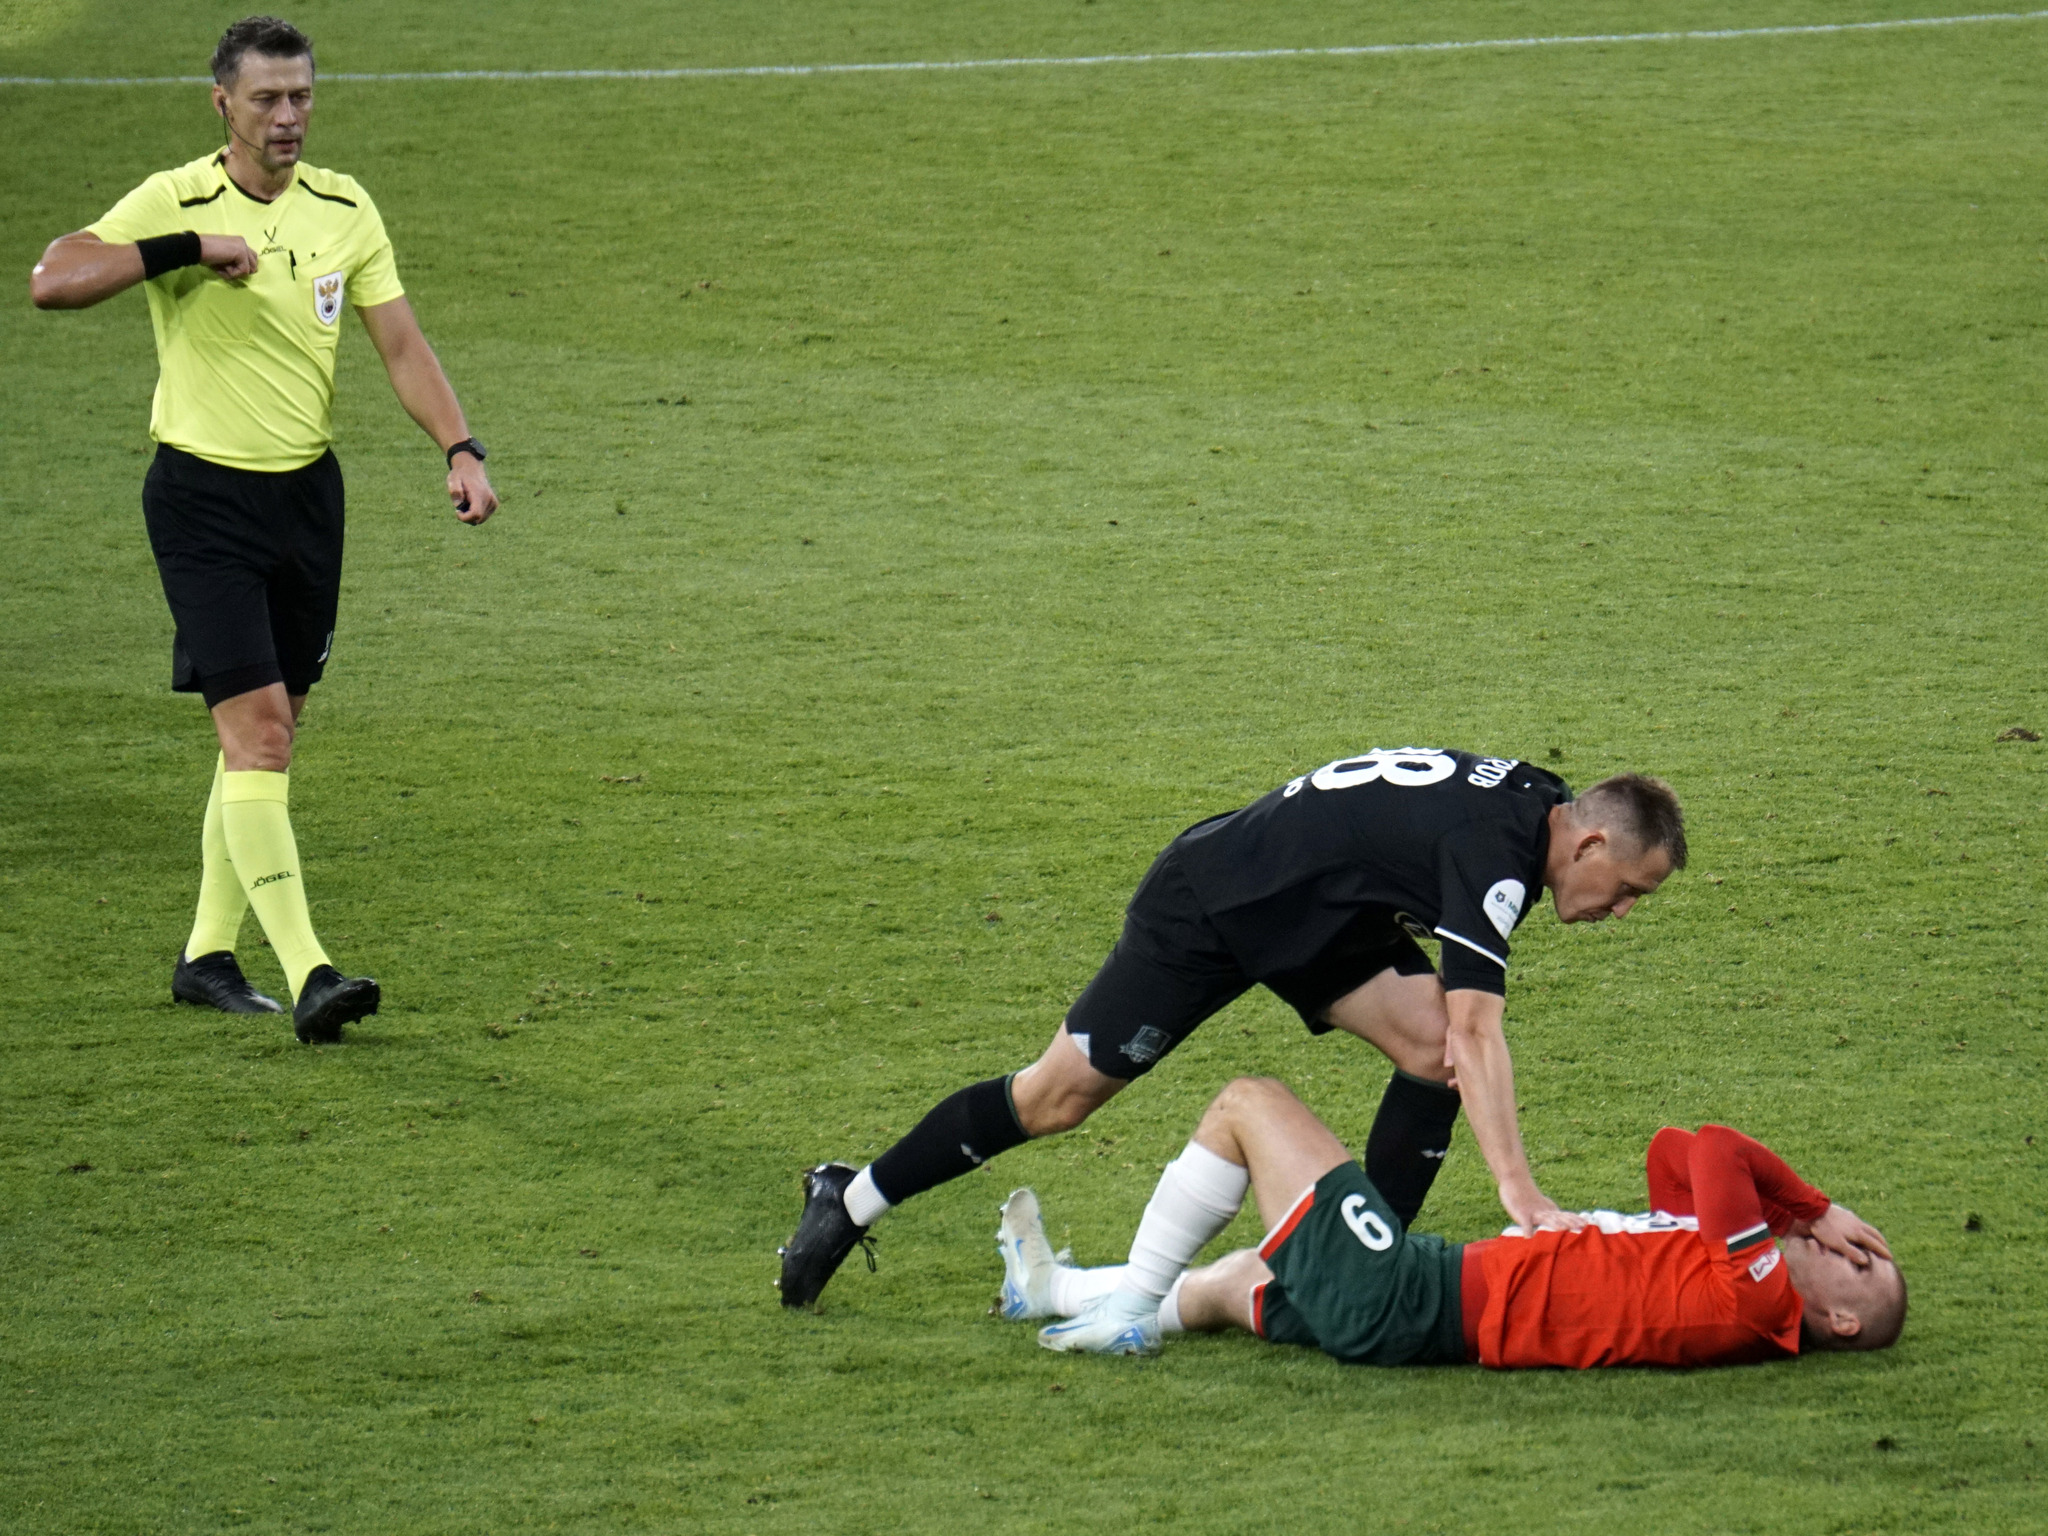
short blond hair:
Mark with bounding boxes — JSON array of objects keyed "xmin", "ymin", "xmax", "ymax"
[{"xmin": 1575, "ymin": 773, "xmax": 1687, "ymax": 868}]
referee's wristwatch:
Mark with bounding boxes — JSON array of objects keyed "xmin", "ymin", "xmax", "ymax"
[{"xmin": 445, "ymin": 436, "xmax": 486, "ymax": 466}]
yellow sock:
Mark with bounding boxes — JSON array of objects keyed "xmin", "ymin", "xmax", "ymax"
[
  {"xmin": 184, "ymin": 754, "xmax": 248, "ymax": 958},
  {"xmin": 220, "ymin": 769, "xmax": 332, "ymax": 999}
]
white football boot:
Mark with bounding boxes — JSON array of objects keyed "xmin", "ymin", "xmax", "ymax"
[
  {"xmin": 996, "ymin": 1188, "xmax": 1057, "ymax": 1321},
  {"xmin": 1036, "ymin": 1288, "xmax": 1162, "ymax": 1356}
]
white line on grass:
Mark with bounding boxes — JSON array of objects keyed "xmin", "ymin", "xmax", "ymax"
[{"xmin": 2, "ymin": 9, "xmax": 2044, "ymax": 87}]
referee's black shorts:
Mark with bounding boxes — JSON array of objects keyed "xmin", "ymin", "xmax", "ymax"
[
  {"xmin": 142, "ymin": 444, "xmax": 345, "ymax": 708},
  {"xmin": 1063, "ymin": 845, "xmax": 1437, "ymax": 1081}
]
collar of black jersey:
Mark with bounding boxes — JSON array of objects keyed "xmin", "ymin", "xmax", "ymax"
[{"xmin": 1525, "ymin": 763, "xmax": 1571, "ymax": 888}]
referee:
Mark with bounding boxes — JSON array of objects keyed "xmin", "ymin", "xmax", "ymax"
[{"xmin": 30, "ymin": 17, "xmax": 498, "ymax": 1042}]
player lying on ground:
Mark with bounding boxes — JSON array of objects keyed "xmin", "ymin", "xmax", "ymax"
[
  {"xmin": 781, "ymin": 753, "xmax": 1685, "ymax": 1315},
  {"xmin": 995, "ymin": 1076, "xmax": 1901, "ymax": 1362}
]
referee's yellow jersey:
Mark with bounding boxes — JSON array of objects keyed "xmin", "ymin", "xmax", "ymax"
[{"xmin": 90, "ymin": 150, "xmax": 405, "ymax": 472}]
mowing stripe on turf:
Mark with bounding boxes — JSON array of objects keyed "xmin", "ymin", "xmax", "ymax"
[{"xmin": 3, "ymin": 10, "xmax": 2046, "ymax": 87}]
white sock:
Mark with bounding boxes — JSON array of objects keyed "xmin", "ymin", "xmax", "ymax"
[
  {"xmin": 1158, "ymin": 1274, "xmax": 1190, "ymax": 1334},
  {"xmin": 843, "ymin": 1165, "xmax": 891, "ymax": 1227},
  {"xmin": 1115, "ymin": 1140, "xmax": 1250, "ymax": 1303},
  {"xmin": 1049, "ymin": 1263, "xmax": 1127, "ymax": 1317}
]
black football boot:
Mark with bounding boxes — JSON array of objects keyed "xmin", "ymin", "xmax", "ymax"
[
  {"xmin": 172, "ymin": 950, "xmax": 283, "ymax": 1014},
  {"xmin": 292, "ymin": 964, "xmax": 380, "ymax": 1044},
  {"xmin": 776, "ymin": 1162, "xmax": 875, "ymax": 1309}
]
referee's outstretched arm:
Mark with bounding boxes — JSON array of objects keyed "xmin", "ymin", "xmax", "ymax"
[
  {"xmin": 33, "ymin": 234, "xmax": 496, "ymax": 526},
  {"xmin": 32, "ymin": 230, "xmax": 260, "ymax": 309},
  {"xmin": 358, "ymin": 297, "xmax": 497, "ymax": 525}
]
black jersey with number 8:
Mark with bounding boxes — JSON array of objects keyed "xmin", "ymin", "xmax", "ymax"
[{"xmin": 1170, "ymin": 749, "xmax": 1572, "ymax": 995}]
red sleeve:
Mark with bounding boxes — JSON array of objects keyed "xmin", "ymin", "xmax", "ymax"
[
  {"xmin": 1645, "ymin": 1126, "xmax": 1697, "ymax": 1215},
  {"xmin": 1689, "ymin": 1124, "xmax": 1831, "ymax": 1250},
  {"xmin": 1680, "ymin": 1125, "xmax": 1827, "ymax": 1345}
]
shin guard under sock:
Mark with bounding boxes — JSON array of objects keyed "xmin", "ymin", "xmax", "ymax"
[
  {"xmin": 1115, "ymin": 1140, "xmax": 1249, "ymax": 1302},
  {"xmin": 185, "ymin": 754, "xmax": 248, "ymax": 958},
  {"xmin": 220, "ymin": 770, "xmax": 332, "ymax": 999},
  {"xmin": 868, "ymin": 1076, "xmax": 1028, "ymax": 1206},
  {"xmin": 1364, "ymin": 1070, "xmax": 1462, "ymax": 1228}
]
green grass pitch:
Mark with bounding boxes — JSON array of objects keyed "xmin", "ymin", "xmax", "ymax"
[{"xmin": 2, "ymin": 2, "xmax": 2044, "ymax": 1530}]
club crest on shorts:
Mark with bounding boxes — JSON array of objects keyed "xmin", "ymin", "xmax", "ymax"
[
  {"xmin": 1119, "ymin": 1026, "xmax": 1173, "ymax": 1067},
  {"xmin": 314, "ymin": 271, "xmax": 345, "ymax": 325}
]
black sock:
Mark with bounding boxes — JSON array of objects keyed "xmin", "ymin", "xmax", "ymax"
[
  {"xmin": 1364, "ymin": 1070, "xmax": 1462, "ymax": 1229},
  {"xmin": 869, "ymin": 1075, "xmax": 1029, "ymax": 1206}
]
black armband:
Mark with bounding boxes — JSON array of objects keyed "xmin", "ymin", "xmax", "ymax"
[{"xmin": 136, "ymin": 230, "xmax": 203, "ymax": 279}]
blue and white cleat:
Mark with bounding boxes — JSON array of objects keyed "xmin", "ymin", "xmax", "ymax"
[
  {"xmin": 996, "ymin": 1188, "xmax": 1057, "ymax": 1321},
  {"xmin": 1037, "ymin": 1289, "xmax": 1162, "ymax": 1356}
]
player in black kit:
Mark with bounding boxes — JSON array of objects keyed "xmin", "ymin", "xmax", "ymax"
[{"xmin": 779, "ymin": 749, "xmax": 1687, "ymax": 1328}]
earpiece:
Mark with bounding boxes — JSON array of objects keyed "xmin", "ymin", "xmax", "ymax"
[{"xmin": 218, "ymin": 98, "xmax": 268, "ymax": 158}]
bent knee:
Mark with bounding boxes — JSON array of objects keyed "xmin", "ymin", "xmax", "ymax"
[
  {"xmin": 1020, "ymin": 1092, "xmax": 1100, "ymax": 1138},
  {"xmin": 233, "ymin": 735, "xmax": 295, "ymax": 773},
  {"xmin": 1208, "ymin": 1075, "xmax": 1298, "ymax": 1117},
  {"xmin": 1388, "ymin": 1046, "xmax": 1453, "ymax": 1083},
  {"xmin": 220, "ymin": 712, "xmax": 297, "ymax": 772},
  {"xmin": 252, "ymin": 734, "xmax": 295, "ymax": 771},
  {"xmin": 1377, "ymin": 1015, "xmax": 1452, "ymax": 1079},
  {"xmin": 1013, "ymin": 1050, "xmax": 1122, "ymax": 1137}
]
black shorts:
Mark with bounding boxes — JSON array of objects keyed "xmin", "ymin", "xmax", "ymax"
[
  {"xmin": 142, "ymin": 444, "xmax": 345, "ymax": 707},
  {"xmin": 1063, "ymin": 844, "xmax": 1436, "ymax": 1081}
]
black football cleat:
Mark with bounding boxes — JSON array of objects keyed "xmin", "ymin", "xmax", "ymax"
[
  {"xmin": 776, "ymin": 1162, "xmax": 874, "ymax": 1309},
  {"xmin": 292, "ymin": 964, "xmax": 380, "ymax": 1044},
  {"xmin": 172, "ymin": 950, "xmax": 283, "ymax": 1014}
]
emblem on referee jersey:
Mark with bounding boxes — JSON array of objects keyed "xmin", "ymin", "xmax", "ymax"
[{"xmin": 314, "ymin": 271, "xmax": 345, "ymax": 325}]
